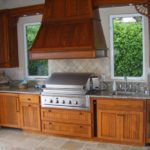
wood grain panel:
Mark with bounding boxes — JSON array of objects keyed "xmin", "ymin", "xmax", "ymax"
[
  {"xmin": 94, "ymin": 0, "xmax": 147, "ymax": 8},
  {"xmin": 8, "ymin": 16, "xmax": 19, "ymax": 67},
  {"xmin": 0, "ymin": 11, "xmax": 19, "ymax": 67},
  {"xmin": 20, "ymin": 103, "xmax": 41, "ymax": 131},
  {"xmin": 19, "ymin": 94, "xmax": 40, "ymax": 104},
  {"xmin": 0, "ymin": 12, "xmax": 9, "ymax": 67},
  {"xmin": 32, "ymin": 20, "xmax": 94, "ymax": 51},
  {"xmin": 0, "ymin": 93, "xmax": 20, "ymax": 128},
  {"xmin": 146, "ymin": 100, "xmax": 150, "ymax": 143},
  {"xmin": 42, "ymin": 121, "xmax": 91, "ymax": 138},
  {"xmin": 41, "ymin": 108, "xmax": 91, "ymax": 125},
  {"xmin": 30, "ymin": 49, "xmax": 96, "ymax": 60},
  {"xmin": 96, "ymin": 98, "xmax": 145, "ymax": 145},
  {"xmin": 97, "ymin": 110, "xmax": 120, "ymax": 141},
  {"xmin": 97, "ymin": 99, "xmax": 145, "ymax": 112},
  {"xmin": 43, "ymin": 0, "xmax": 93, "ymax": 22},
  {"xmin": 122, "ymin": 112, "xmax": 144, "ymax": 144}
]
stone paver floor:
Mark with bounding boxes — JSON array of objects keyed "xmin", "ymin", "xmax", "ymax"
[{"xmin": 0, "ymin": 128, "xmax": 149, "ymax": 150}]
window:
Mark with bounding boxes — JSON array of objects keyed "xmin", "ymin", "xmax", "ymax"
[
  {"xmin": 24, "ymin": 23, "xmax": 48, "ymax": 78},
  {"xmin": 110, "ymin": 14, "xmax": 145, "ymax": 80}
]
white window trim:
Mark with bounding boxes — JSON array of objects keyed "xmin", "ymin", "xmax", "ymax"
[
  {"xmin": 110, "ymin": 13, "xmax": 146, "ymax": 81},
  {"xmin": 23, "ymin": 22, "xmax": 49, "ymax": 79}
]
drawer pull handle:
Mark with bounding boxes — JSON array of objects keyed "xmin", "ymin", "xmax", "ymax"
[
  {"xmin": 16, "ymin": 97, "xmax": 20, "ymax": 112},
  {"xmin": 48, "ymin": 110, "xmax": 51, "ymax": 112},
  {"xmin": 28, "ymin": 104, "xmax": 31, "ymax": 107},
  {"xmin": 27, "ymin": 98, "xmax": 31, "ymax": 101},
  {"xmin": 49, "ymin": 122, "xmax": 52, "ymax": 125},
  {"xmin": 80, "ymin": 126, "xmax": 83, "ymax": 128},
  {"xmin": 79, "ymin": 112, "xmax": 83, "ymax": 115}
]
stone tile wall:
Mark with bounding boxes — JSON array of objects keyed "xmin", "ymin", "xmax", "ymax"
[{"xmin": 48, "ymin": 58, "xmax": 110, "ymax": 79}]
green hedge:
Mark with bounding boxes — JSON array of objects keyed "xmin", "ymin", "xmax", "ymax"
[
  {"xmin": 113, "ymin": 20, "xmax": 143, "ymax": 77},
  {"xmin": 26, "ymin": 24, "xmax": 48, "ymax": 76}
]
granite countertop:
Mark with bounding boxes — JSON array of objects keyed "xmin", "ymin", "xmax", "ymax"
[
  {"xmin": 87, "ymin": 90, "xmax": 150, "ymax": 100},
  {"xmin": 0, "ymin": 86, "xmax": 150, "ymax": 100},
  {"xmin": 0, "ymin": 87, "xmax": 42, "ymax": 94}
]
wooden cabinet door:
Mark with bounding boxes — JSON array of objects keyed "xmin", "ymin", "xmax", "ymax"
[
  {"xmin": 0, "ymin": 11, "xmax": 18, "ymax": 68},
  {"xmin": 0, "ymin": 12, "xmax": 9, "ymax": 67},
  {"xmin": 42, "ymin": 121, "xmax": 91, "ymax": 138},
  {"xmin": 0, "ymin": 93, "xmax": 20, "ymax": 128},
  {"xmin": 147, "ymin": 101, "xmax": 150, "ymax": 143},
  {"xmin": 121, "ymin": 112, "xmax": 144, "ymax": 145},
  {"xmin": 20, "ymin": 103, "xmax": 41, "ymax": 131},
  {"xmin": 97, "ymin": 99, "xmax": 145, "ymax": 145},
  {"xmin": 97, "ymin": 109, "xmax": 120, "ymax": 142},
  {"xmin": 7, "ymin": 16, "xmax": 19, "ymax": 67},
  {"xmin": 97, "ymin": 109, "xmax": 144, "ymax": 145}
]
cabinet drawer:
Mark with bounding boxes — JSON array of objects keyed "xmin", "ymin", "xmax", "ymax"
[
  {"xmin": 41, "ymin": 108, "xmax": 91, "ymax": 125},
  {"xmin": 97, "ymin": 99, "xmax": 145, "ymax": 112},
  {"xmin": 19, "ymin": 94, "xmax": 40, "ymax": 104},
  {"xmin": 42, "ymin": 121, "xmax": 91, "ymax": 138}
]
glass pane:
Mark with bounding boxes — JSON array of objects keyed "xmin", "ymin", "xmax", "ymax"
[
  {"xmin": 113, "ymin": 16, "xmax": 143, "ymax": 77},
  {"xmin": 26, "ymin": 24, "xmax": 48, "ymax": 76}
]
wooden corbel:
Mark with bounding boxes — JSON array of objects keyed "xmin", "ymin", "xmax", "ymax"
[{"xmin": 135, "ymin": 4, "xmax": 148, "ymax": 17}]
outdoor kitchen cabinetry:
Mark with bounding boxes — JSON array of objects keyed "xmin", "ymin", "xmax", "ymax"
[
  {"xmin": 0, "ymin": 93, "xmax": 20, "ymax": 128},
  {"xmin": 0, "ymin": 10, "xmax": 18, "ymax": 68},
  {"xmin": 41, "ymin": 108, "xmax": 92, "ymax": 138},
  {"xmin": 146, "ymin": 100, "xmax": 150, "ymax": 143},
  {"xmin": 19, "ymin": 94, "xmax": 41, "ymax": 131},
  {"xmin": 97, "ymin": 99, "xmax": 145, "ymax": 145}
]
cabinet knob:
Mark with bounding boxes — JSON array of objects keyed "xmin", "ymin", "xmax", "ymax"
[
  {"xmin": 48, "ymin": 109, "xmax": 51, "ymax": 112},
  {"xmin": 27, "ymin": 98, "xmax": 31, "ymax": 101},
  {"xmin": 28, "ymin": 104, "xmax": 31, "ymax": 107}
]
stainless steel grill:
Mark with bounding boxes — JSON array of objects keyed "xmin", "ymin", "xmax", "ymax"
[{"xmin": 41, "ymin": 73, "xmax": 92, "ymax": 110}]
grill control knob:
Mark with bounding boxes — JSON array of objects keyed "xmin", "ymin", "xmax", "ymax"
[
  {"xmin": 62, "ymin": 100, "xmax": 65, "ymax": 104},
  {"xmin": 56, "ymin": 100, "xmax": 59, "ymax": 103},
  {"xmin": 50, "ymin": 100, "xmax": 53, "ymax": 103},
  {"xmin": 75, "ymin": 101, "xmax": 78, "ymax": 105},
  {"xmin": 69, "ymin": 101, "xmax": 72, "ymax": 104}
]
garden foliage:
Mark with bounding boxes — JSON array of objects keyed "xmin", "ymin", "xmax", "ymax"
[{"xmin": 113, "ymin": 18, "xmax": 143, "ymax": 77}]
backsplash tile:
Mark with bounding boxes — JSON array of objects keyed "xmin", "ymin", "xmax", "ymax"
[{"xmin": 48, "ymin": 58, "xmax": 110, "ymax": 79}]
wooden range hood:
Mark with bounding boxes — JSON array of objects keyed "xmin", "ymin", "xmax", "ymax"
[{"xmin": 30, "ymin": 0, "xmax": 107, "ymax": 60}]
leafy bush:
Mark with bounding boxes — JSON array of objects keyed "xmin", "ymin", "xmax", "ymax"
[
  {"xmin": 113, "ymin": 18, "xmax": 143, "ymax": 77},
  {"xmin": 26, "ymin": 24, "xmax": 48, "ymax": 76}
]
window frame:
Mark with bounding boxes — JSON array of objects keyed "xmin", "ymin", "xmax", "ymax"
[
  {"xmin": 24, "ymin": 22, "xmax": 49, "ymax": 79},
  {"xmin": 110, "ymin": 13, "xmax": 146, "ymax": 81}
]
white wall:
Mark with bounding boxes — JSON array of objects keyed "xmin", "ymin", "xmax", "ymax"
[
  {"xmin": 1, "ymin": 5, "xmax": 150, "ymax": 81},
  {"xmin": 4, "ymin": 0, "xmax": 44, "ymax": 9},
  {"xmin": 0, "ymin": 0, "xmax": 6, "ymax": 9}
]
